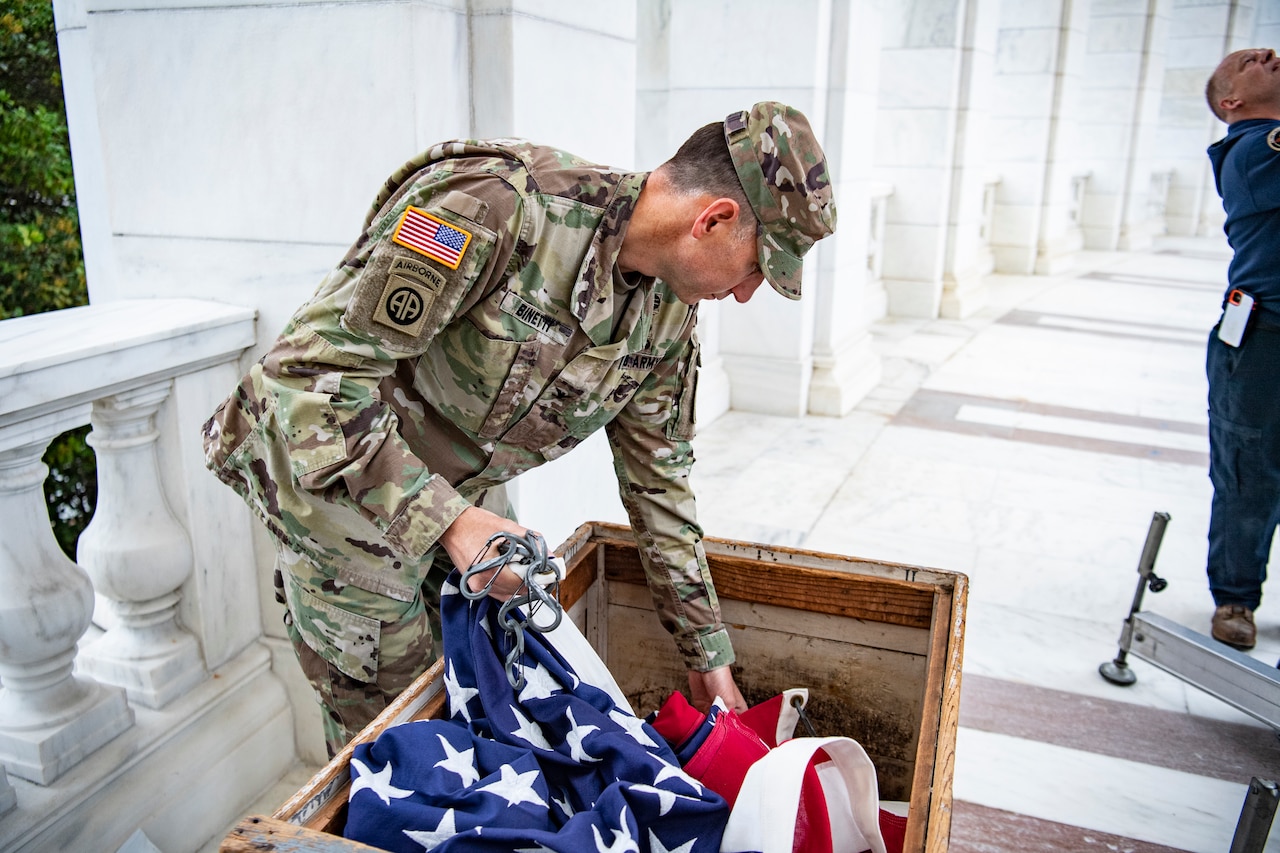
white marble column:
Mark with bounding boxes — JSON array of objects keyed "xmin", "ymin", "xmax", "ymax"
[
  {"xmin": 809, "ymin": 0, "xmax": 885, "ymax": 414},
  {"xmin": 77, "ymin": 382, "xmax": 205, "ymax": 709},
  {"xmin": 1159, "ymin": 0, "xmax": 1258, "ymax": 237},
  {"xmin": 1075, "ymin": 0, "xmax": 1173, "ymax": 251},
  {"xmin": 1120, "ymin": 0, "xmax": 1175, "ymax": 249},
  {"xmin": 939, "ymin": 0, "xmax": 1000, "ymax": 319},
  {"xmin": 988, "ymin": 0, "xmax": 1089, "ymax": 274},
  {"xmin": 468, "ymin": 0, "xmax": 637, "ymax": 165},
  {"xmin": 875, "ymin": 0, "xmax": 998, "ymax": 319},
  {"xmin": 637, "ymin": 0, "xmax": 882, "ymax": 416},
  {"xmin": 0, "ymin": 412, "xmax": 132, "ymax": 785},
  {"xmin": 1037, "ymin": 1, "xmax": 1096, "ymax": 273},
  {"xmin": 636, "ymin": 0, "xmax": 733, "ymax": 423},
  {"xmin": 51, "ymin": 0, "xmax": 119, "ymax": 304}
]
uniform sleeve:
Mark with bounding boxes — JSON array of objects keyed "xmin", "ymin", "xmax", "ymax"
[
  {"xmin": 603, "ymin": 310, "xmax": 736, "ymax": 673},
  {"xmin": 211, "ymin": 167, "xmax": 520, "ymax": 561},
  {"xmin": 1241, "ymin": 129, "xmax": 1280, "ymax": 213}
]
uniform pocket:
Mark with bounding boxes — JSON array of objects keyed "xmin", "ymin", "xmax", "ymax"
[
  {"xmin": 1208, "ymin": 414, "xmax": 1261, "ymax": 495},
  {"xmin": 500, "ymin": 346, "xmax": 626, "ymax": 455},
  {"xmin": 666, "ymin": 339, "xmax": 700, "ymax": 441},
  {"xmin": 275, "ymin": 388, "xmax": 347, "ymax": 481},
  {"xmin": 282, "ymin": 570, "xmax": 382, "ymax": 683},
  {"xmin": 413, "ymin": 322, "xmax": 528, "ymax": 436}
]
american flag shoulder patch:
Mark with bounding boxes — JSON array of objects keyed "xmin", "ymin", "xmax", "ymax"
[{"xmin": 392, "ymin": 206, "xmax": 472, "ymax": 270}]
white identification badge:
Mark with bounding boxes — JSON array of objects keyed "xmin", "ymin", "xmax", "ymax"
[{"xmin": 1218, "ymin": 289, "xmax": 1255, "ymax": 347}]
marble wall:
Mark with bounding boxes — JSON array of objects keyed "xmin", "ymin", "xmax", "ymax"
[
  {"xmin": 875, "ymin": 0, "xmax": 969, "ymax": 318},
  {"xmin": 808, "ymin": 0, "xmax": 886, "ymax": 415},
  {"xmin": 639, "ymin": 0, "xmax": 822, "ymax": 417},
  {"xmin": 1257, "ymin": 0, "xmax": 1280, "ymax": 46},
  {"xmin": 1157, "ymin": 0, "xmax": 1244, "ymax": 239},
  {"xmin": 634, "ymin": 0, "xmax": 885, "ymax": 417},
  {"xmin": 939, "ymin": 0, "xmax": 1000, "ymax": 318},
  {"xmin": 988, "ymin": 0, "xmax": 1090, "ymax": 275},
  {"xmin": 984, "ymin": 0, "xmax": 1280, "ymax": 270},
  {"xmin": 62, "ymin": 0, "xmax": 475, "ymax": 359},
  {"xmin": 1074, "ymin": 0, "xmax": 1173, "ymax": 251}
]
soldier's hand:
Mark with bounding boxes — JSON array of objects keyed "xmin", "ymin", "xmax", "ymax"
[
  {"xmin": 687, "ymin": 665, "xmax": 747, "ymax": 714},
  {"xmin": 441, "ymin": 506, "xmax": 537, "ymax": 600}
]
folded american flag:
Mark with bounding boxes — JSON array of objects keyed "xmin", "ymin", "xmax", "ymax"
[{"xmin": 344, "ymin": 572, "xmax": 729, "ymax": 852}]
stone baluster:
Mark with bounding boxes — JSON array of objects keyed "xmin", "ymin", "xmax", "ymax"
[
  {"xmin": 0, "ymin": 766, "xmax": 14, "ymax": 816},
  {"xmin": 0, "ymin": 414, "xmax": 133, "ymax": 785},
  {"xmin": 77, "ymin": 382, "xmax": 205, "ymax": 709}
]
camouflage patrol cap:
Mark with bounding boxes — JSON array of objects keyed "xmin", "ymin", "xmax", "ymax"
[{"xmin": 724, "ymin": 102, "xmax": 837, "ymax": 300}]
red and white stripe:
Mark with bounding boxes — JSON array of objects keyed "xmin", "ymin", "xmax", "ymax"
[{"xmin": 395, "ymin": 208, "xmax": 465, "ymax": 267}]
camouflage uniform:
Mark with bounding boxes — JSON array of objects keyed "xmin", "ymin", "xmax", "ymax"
[{"xmin": 203, "ymin": 103, "xmax": 836, "ymax": 754}]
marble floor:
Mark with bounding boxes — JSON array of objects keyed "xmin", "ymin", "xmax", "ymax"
[{"xmin": 689, "ymin": 235, "xmax": 1280, "ymax": 852}]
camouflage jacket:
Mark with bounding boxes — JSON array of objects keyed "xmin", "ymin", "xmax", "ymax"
[{"xmin": 202, "ymin": 140, "xmax": 733, "ymax": 672}]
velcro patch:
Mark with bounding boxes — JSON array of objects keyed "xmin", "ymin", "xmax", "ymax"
[
  {"xmin": 500, "ymin": 291, "xmax": 572, "ymax": 345},
  {"xmin": 393, "ymin": 206, "xmax": 472, "ymax": 269},
  {"xmin": 372, "ymin": 276, "xmax": 437, "ymax": 337},
  {"xmin": 620, "ymin": 352, "xmax": 662, "ymax": 371},
  {"xmin": 387, "ymin": 255, "xmax": 447, "ymax": 290}
]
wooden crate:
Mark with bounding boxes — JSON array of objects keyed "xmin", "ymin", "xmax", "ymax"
[{"xmin": 222, "ymin": 522, "xmax": 967, "ymax": 852}]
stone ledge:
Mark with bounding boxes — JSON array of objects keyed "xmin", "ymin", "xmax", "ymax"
[
  {"xmin": 1, "ymin": 642, "xmax": 294, "ymax": 853},
  {"xmin": 0, "ymin": 299, "xmax": 255, "ymax": 426}
]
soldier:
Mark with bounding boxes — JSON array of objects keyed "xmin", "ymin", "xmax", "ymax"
[
  {"xmin": 203, "ymin": 102, "xmax": 837, "ymax": 755},
  {"xmin": 1202, "ymin": 49, "xmax": 1280, "ymax": 650}
]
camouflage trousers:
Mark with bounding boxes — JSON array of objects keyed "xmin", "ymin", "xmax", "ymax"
[{"xmin": 274, "ymin": 545, "xmax": 441, "ymax": 758}]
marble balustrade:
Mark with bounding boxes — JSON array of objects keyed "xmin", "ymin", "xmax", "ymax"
[{"xmin": 0, "ymin": 299, "xmax": 299, "ymax": 853}]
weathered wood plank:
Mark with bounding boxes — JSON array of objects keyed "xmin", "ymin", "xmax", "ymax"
[
  {"xmin": 600, "ymin": 540, "xmax": 937, "ymax": 629},
  {"xmin": 925, "ymin": 574, "xmax": 966, "ymax": 852},
  {"xmin": 604, "ymin": 596, "xmax": 927, "ymax": 801},
  {"xmin": 587, "ymin": 522, "xmax": 961, "ymax": 589},
  {"xmin": 608, "ymin": 579, "xmax": 931, "ymax": 656},
  {"xmin": 221, "ymin": 815, "xmax": 384, "ymax": 852},
  {"xmin": 558, "ymin": 539, "xmax": 597, "ymax": 610}
]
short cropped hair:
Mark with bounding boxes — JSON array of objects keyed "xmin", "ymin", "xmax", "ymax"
[
  {"xmin": 1206, "ymin": 67, "xmax": 1230, "ymax": 122},
  {"xmin": 661, "ymin": 122, "xmax": 759, "ymax": 240}
]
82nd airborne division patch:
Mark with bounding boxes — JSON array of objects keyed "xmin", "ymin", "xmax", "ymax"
[{"xmin": 371, "ymin": 255, "xmax": 448, "ymax": 338}]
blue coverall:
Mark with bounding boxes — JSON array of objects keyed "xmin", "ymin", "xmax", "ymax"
[{"xmin": 1205, "ymin": 118, "xmax": 1280, "ymax": 611}]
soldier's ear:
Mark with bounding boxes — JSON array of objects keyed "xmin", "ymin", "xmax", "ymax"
[{"xmin": 691, "ymin": 198, "xmax": 741, "ymax": 239}]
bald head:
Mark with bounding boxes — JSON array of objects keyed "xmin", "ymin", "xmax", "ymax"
[{"xmin": 1207, "ymin": 48, "xmax": 1280, "ymax": 124}]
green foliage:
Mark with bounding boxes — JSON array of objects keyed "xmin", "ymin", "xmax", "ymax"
[
  {"xmin": 1, "ymin": 2, "xmax": 86, "ymax": 321},
  {"xmin": 0, "ymin": 3, "xmax": 63, "ymax": 107},
  {"xmin": 43, "ymin": 425, "xmax": 96, "ymax": 557},
  {"xmin": 1, "ymin": 2, "xmax": 95, "ymax": 556}
]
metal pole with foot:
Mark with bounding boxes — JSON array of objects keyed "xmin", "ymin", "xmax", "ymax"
[
  {"xmin": 1099, "ymin": 511, "xmax": 1170, "ymax": 686},
  {"xmin": 1230, "ymin": 778, "xmax": 1278, "ymax": 853}
]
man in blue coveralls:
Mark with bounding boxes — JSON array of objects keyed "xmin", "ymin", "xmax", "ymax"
[{"xmin": 1201, "ymin": 48, "xmax": 1280, "ymax": 650}]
